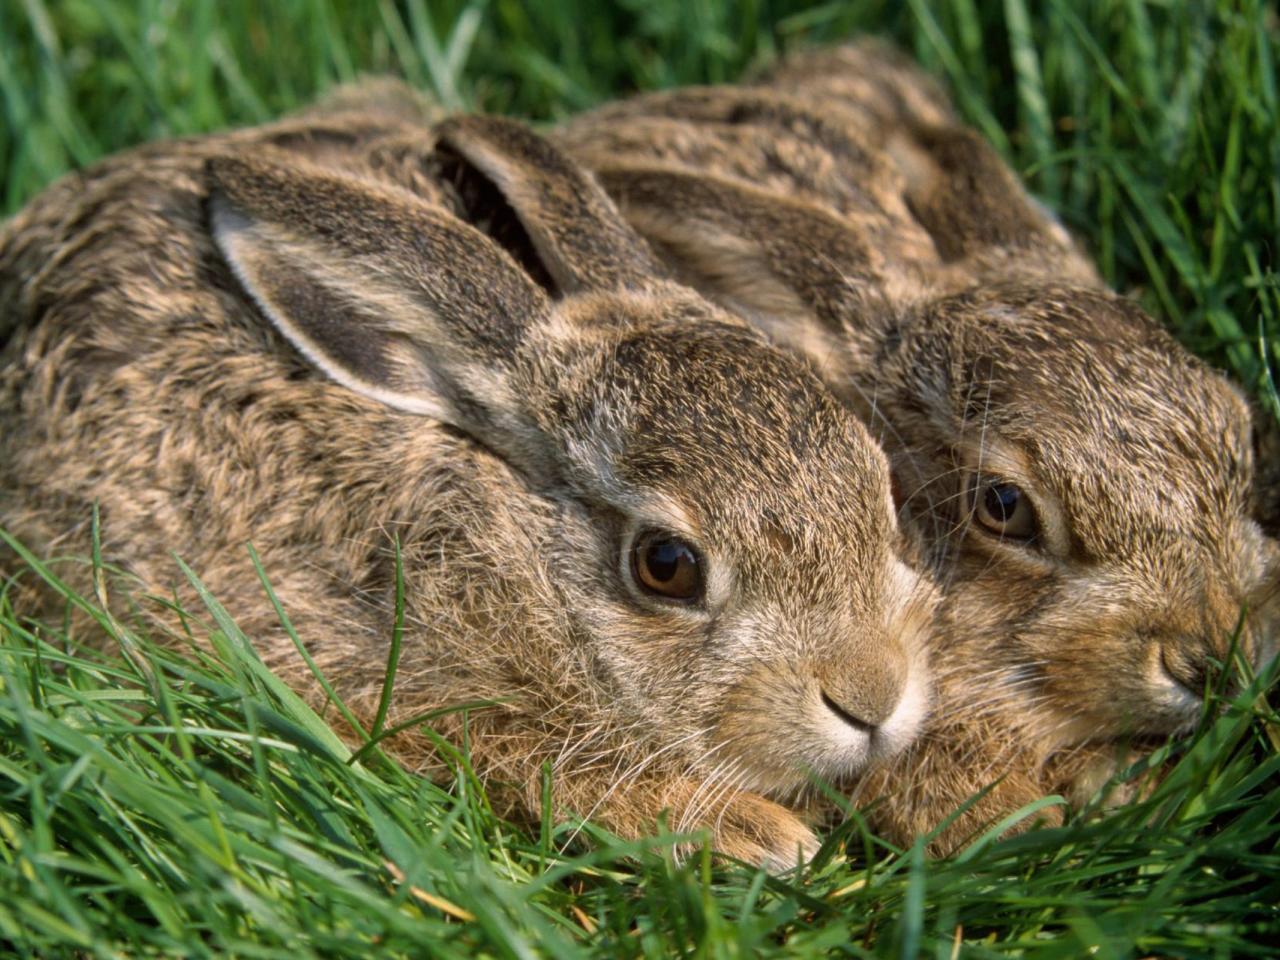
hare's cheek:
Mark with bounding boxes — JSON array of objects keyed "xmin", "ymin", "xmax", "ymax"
[
  {"xmin": 580, "ymin": 609, "xmax": 720, "ymax": 724},
  {"xmin": 935, "ymin": 580, "xmax": 1165, "ymax": 727},
  {"xmin": 930, "ymin": 572, "xmax": 1042, "ymax": 651},
  {"xmin": 705, "ymin": 666, "xmax": 823, "ymax": 791},
  {"xmin": 1029, "ymin": 629, "xmax": 1199, "ymax": 737}
]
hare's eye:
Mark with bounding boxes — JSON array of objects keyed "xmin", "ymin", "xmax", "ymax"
[
  {"xmin": 971, "ymin": 477, "xmax": 1037, "ymax": 542},
  {"xmin": 631, "ymin": 530, "xmax": 703, "ymax": 602}
]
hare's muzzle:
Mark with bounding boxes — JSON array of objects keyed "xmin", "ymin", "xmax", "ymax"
[
  {"xmin": 820, "ymin": 689, "xmax": 878, "ymax": 734},
  {"xmin": 814, "ymin": 653, "xmax": 904, "ymax": 733},
  {"xmin": 1157, "ymin": 633, "xmax": 1249, "ymax": 709},
  {"xmin": 809, "ymin": 643, "xmax": 927, "ymax": 765}
]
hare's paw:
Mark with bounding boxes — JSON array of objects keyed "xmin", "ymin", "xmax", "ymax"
[
  {"xmin": 703, "ymin": 792, "xmax": 820, "ymax": 873},
  {"xmin": 1049, "ymin": 741, "xmax": 1159, "ymax": 810},
  {"xmin": 547, "ymin": 773, "xmax": 819, "ymax": 872}
]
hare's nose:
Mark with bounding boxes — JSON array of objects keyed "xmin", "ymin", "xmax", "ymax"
[
  {"xmin": 820, "ymin": 689, "xmax": 878, "ymax": 734},
  {"xmin": 816, "ymin": 656, "xmax": 906, "ymax": 732},
  {"xmin": 1162, "ymin": 644, "xmax": 1240, "ymax": 701},
  {"xmin": 1166, "ymin": 662, "xmax": 1207, "ymax": 701}
]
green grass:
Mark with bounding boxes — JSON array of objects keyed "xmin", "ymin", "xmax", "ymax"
[
  {"xmin": 3, "ymin": 535, "xmax": 1279, "ymax": 957},
  {"xmin": 3, "ymin": 0, "xmax": 1280, "ymax": 956}
]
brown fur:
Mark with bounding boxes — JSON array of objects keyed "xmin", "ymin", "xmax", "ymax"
[
  {"xmin": 557, "ymin": 41, "xmax": 1280, "ymax": 852},
  {"xmin": 0, "ymin": 98, "xmax": 937, "ymax": 869}
]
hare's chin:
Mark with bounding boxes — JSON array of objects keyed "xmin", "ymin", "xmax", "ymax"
[{"xmin": 808, "ymin": 709, "xmax": 877, "ymax": 773}]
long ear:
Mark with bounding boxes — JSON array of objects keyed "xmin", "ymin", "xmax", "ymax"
[
  {"xmin": 902, "ymin": 126, "xmax": 1068, "ymax": 262},
  {"xmin": 752, "ymin": 39, "xmax": 957, "ymax": 131},
  {"xmin": 435, "ymin": 115, "xmax": 665, "ymax": 293},
  {"xmin": 572, "ymin": 86, "xmax": 885, "ymax": 174},
  {"xmin": 591, "ymin": 163, "xmax": 890, "ymax": 376},
  {"xmin": 207, "ymin": 152, "xmax": 549, "ymax": 458}
]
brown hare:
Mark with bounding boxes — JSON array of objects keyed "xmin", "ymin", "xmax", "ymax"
[
  {"xmin": 558, "ymin": 43, "xmax": 1279, "ymax": 852},
  {"xmin": 0, "ymin": 100, "xmax": 939, "ymax": 870}
]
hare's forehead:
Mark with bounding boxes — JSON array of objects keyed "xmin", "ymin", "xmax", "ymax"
[
  {"xmin": 1012, "ymin": 419, "xmax": 1252, "ymax": 555},
  {"xmin": 596, "ymin": 329, "xmax": 878, "ymax": 457},
  {"xmin": 612, "ymin": 431, "xmax": 889, "ymax": 531},
  {"xmin": 562, "ymin": 325, "xmax": 894, "ymax": 532},
  {"xmin": 687, "ymin": 493, "xmax": 897, "ymax": 590},
  {"xmin": 958, "ymin": 337, "xmax": 1250, "ymax": 454},
  {"xmin": 600, "ymin": 412, "xmax": 892, "ymax": 553},
  {"xmin": 953, "ymin": 366, "xmax": 1252, "ymax": 550},
  {"xmin": 1024, "ymin": 367, "xmax": 1249, "ymax": 479}
]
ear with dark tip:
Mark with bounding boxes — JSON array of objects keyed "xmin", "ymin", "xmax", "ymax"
[
  {"xmin": 435, "ymin": 114, "xmax": 666, "ymax": 293},
  {"xmin": 581, "ymin": 86, "xmax": 884, "ymax": 173},
  {"xmin": 591, "ymin": 163, "xmax": 889, "ymax": 375},
  {"xmin": 903, "ymin": 126, "xmax": 1069, "ymax": 262},
  {"xmin": 207, "ymin": 152, "xmax": 552, "ymax": 464}
]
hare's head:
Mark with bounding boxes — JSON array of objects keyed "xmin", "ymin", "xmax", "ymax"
[
  {"xmin": 588, "ymin": 164, "xmax": 1277, "ymax": 742},
  {"xmin": 207, "ymin": 115, "xmax": 933, "ymax": 793},
  {"xmin": 871, "ymin": 283, "xmax": 1278, "ymax": 739}
]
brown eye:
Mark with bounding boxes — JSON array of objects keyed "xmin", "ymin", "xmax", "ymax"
[
  {"xmin": 631, "ymin": 530, "xmax": 703, "ymax": 602},
  {"xmin": 972, "ymin": 477, "xmax": 1037, "ymax": 542}
]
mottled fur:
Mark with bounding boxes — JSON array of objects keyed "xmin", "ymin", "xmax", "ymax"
[
  {"xmin": 558, "ymin": 41, "xmax": 1279, "ymax": 852},
  {"xmin": 0, "ymin": 100, "xmax": 936, "ymax": 868}
]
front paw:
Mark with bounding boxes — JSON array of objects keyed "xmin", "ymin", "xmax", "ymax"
[
  {"xmin": 698, "ymin": 792, "xmax": 821, "ymax": 872},
  {"xmin": 1049, "ymin": 741, "xmax": 1158, "ymax": 809},
  {"xmin": 541, "ymin": 771, "xmax": 820, "ymax": 873}
]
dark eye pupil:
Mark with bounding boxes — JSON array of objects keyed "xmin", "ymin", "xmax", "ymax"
[
  {"xmin": 971, "ymin": 477, "xmax": 1037, "ymax": 543},
  {"xmin": 983, "ymin": 483, "xmax": 1020, "ymax": 522},
  {"xmin": 632, "ymin": 532, "xmax": 702, "ymax": 601},
  {"xmin": 645, "ymin": 540, "xmax": 686, "ymax": 583}
]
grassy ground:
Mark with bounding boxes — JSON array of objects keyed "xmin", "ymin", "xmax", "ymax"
[
  {"xmin": 3, "ymin": 533, "xmax": 1278, "ymax": 958},
  {"xmin": 2, "ymin": 0, "xmax": 1279, "ymax": 956}
]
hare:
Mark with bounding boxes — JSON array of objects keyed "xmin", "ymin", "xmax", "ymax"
[
  {"xmin": 0, "ymin": 99, "xmax": 937, "ymax": 869},
  {"xmin": 556, "ymin": 46, "xmax": 1279, "ymax": 851}
]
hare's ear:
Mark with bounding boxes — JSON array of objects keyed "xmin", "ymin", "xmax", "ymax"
[
  {"xmin": 592, "ymin": 165, "xmax": 888, "ymax": 378},
  {"xmin": 754, "ymin": 39, "xmax": 956, "ymax": 130},
  {"xmin": 208, "ymin": 153, "xmax": 548, "ymax": 454},
  {"xmin": 903, "ymin": 126, "xmax": 1065, "ymax": 262},
  {"xmin": 435, "ymin": 115, "xmax": 664, "ymax": 293}
]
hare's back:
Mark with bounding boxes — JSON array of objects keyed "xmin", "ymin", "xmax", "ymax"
[{"xmin": 0, "ymin": 120, "xmax": 558, "ymax": 678}]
